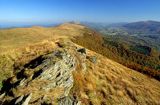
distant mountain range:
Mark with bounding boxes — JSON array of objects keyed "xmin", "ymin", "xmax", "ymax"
[
  {"xmin": 123, "ymin": 21, "xmax": 160, "ymax": 35},
  {"xmin": 82, "ymin": 20, "xmax": 160, "ymax": 35}
]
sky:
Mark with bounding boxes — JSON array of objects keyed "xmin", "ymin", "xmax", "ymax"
[{"xmin": 0, "ymin": 0, "xmax": 160, "ymax": 25}]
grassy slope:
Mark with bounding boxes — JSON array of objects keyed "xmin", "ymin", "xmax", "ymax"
[
  {"xmin": 72, "ymin": 47, "xmax": 160, "ymax": 105},
  {"xmin": 0, "ymin": 23, "xmax": 85, "ymax": 53},
  {"xmin": 0, "ymin": 23, "xmax": 160, "ymax": 104},
  {"xmin": 72, "ymin": 29, "xmax": 160, "ymax": 80},
  {"xmin": 0, "ymin": 23, "xmax": 85, "ymax": 84}
]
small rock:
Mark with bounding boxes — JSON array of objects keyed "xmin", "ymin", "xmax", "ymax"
[
  {"xmin": 15, "ymin": 95, "xmax": 24, "ymax": 104},
  {"xmin": 0, "ymin": 93, "xmax": 5, "ymax": 99},
  {"xmin": 77, "ymin": 48, "xmax": 86, "ymax": 54},
  {"xmin": 56, "ymin": 42, "xmax": 65, "ymax": 48},
  {"xmin": 131, "ymin": 76, "xmax": 137, "ymax": 81},
  {"xmin": 22, "ymin": 93, "xmax": 32, "ymax": 105},
  {"xmin": 19, "ymin": 78, "xmax": 26, "ymax": 86},
  {"xmin": 54, "ymin": 50, "xmax": 63, "ymax": 58},
  {"xmin": 87, "ymin": 56, "xmax": 97, "ymax": 63},
  {"xmin": 58, "ymin": 96, "xmax": 80, "ymax": 105}
]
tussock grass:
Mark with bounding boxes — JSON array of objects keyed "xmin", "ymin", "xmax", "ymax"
[{"xmin": 72, "ymin": 49, "xmax": 160, "ymax": 105}]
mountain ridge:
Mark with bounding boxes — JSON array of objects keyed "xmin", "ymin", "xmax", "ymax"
[{"xmin": 0, "ymin": 23, "xmax": 160, "ymax": 105}]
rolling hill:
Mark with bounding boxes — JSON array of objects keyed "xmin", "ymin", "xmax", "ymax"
[{"xmin": 0, "ymin": 23, "xmax": 160, "ymax": 105}]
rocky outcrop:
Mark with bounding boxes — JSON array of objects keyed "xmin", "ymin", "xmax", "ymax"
[
  {"xmin": 31, "ymin": 49, "xmax": 77, "ymax": 95},
  {"xmin": 14, "ymin": 93, "xmax": 32, "ymax": 105},
  {"xmin": 22, "ymin": 93, "xmax": 32, "ymax": 105},
  {"xmin": 58, "ymin": 96, "xmax": 81, "ymax": 105},
  {"xmin": 0, "ymin": 41, "xmax": 86, "ymax": 105}
]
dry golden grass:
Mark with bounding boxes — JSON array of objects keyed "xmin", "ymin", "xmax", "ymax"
[
  {"xmin": 14, "ymin": 79, "xmax": 64, "ymax": 104},
  {"xmin": 72, "ymin": 48, "xmax": 160, "ymax": 105},
  {"xmin": 0, "ymin": 23, "xmax": 85, "ymax": 86},
  {"xmin": 0, "ymin": 23, "xmax": 160, "ymax": 105},
  {"xmin": 0, "ymin": 40, "xmax": 57, "ymax": 85},
  {"xmin": 0, "ymin": 23, "xmax": 85, "ymax": 53}
]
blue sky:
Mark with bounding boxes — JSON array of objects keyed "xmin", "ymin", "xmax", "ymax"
[{"xmin": 0, "ymin": 0, "xmax": 160, "ymax": 24}]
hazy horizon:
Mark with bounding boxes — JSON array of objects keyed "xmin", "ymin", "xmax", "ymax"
[{"xmin": 1, "ymin": 0, "xmax": 160, "ymax": 27}]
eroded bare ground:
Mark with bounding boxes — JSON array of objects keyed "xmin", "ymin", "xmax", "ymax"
[{"xmin": 0, "ymin": 39, "xmax": 160, "ymax": 105}]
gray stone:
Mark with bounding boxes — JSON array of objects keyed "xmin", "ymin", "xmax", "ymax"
[
  {"xmin": 0, "ymin": 93, "xmax": 5, "ymax": 99},
  {"xmin": 87, "ymin": 56, "xmax": 97, "ymax": 63},
  {"xmin": 22, "ymin": 93, "xmax": 32, "ymax": 105},
  {"xmin": 58, "ymin": 96, "xmax": 81, "ymax": 105},
  {"xmin": 19, "ymin": 78, "xmax": 26, "ymax": 86},
  {"xmin": 15, "ymin": 95, "xmax": 24, "ymax": 104}
]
